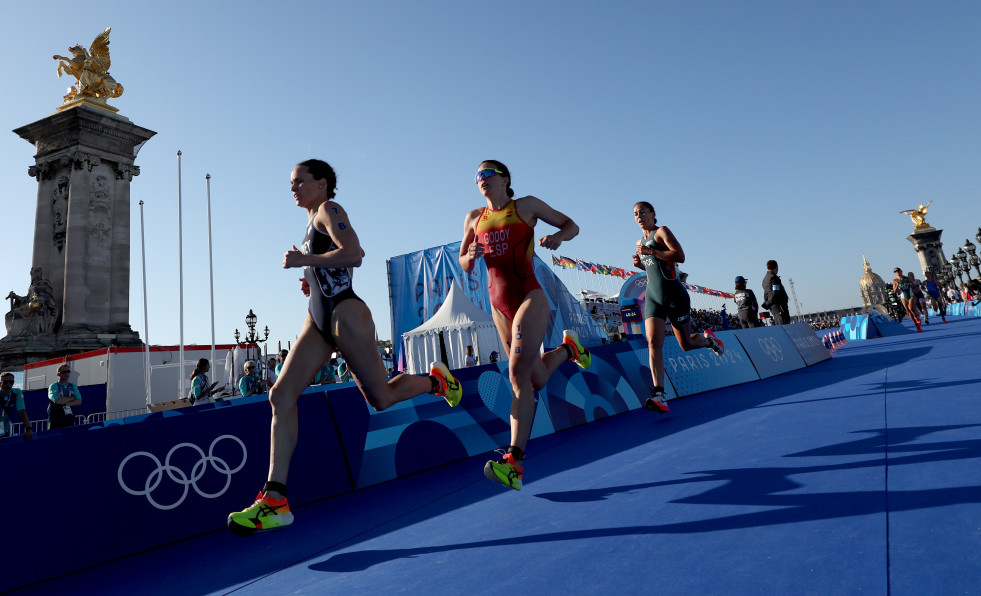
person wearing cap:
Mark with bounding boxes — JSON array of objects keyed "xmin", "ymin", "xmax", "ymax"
[
  {"xmin": 48, "ymin": 365, "xmax": 82, "ymax": 429},
  {"xmin": 733, "ymin": 276, "xmax": 761, "ymax": 328},
  {"xmin": 489, "ymin": 351, "xmax": 499, "ymax": 363}
]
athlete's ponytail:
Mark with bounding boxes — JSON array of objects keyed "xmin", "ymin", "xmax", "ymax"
[{"xmin": 482, "ymin": 159, "xmax": 513, "ymax": 198}]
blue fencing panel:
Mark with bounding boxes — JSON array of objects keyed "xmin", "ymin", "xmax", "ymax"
[
  {"xmin": 781, "ymin": 322, "xmax": 832, "ymax": 366},
  {"xmin": 328, "ymin": 364, "xmax": 556, "ymax": 490},
  {"xmin": 868, "ymin": 312, "xmax": 913, "ymax": 336},
  {"xmin": 841, "ymin": 314, "xmax": 870, "ymax": 340},
  {"xmin": 538, "ymin": 341, "xmax": 651, "ymax": 432},
  {"xmin": 661, "ymin": 330, "xmax": 759, "ymax": 397},
  {"xmin": 0, "ymin": 392, "xmax": 350, "ymax": 592},
  {"xmin": 734, "ymin": 326, "xmax": 808, "ymax": 378}
]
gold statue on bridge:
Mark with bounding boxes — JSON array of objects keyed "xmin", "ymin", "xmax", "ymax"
[
  {"xmin": 899, "ymin": 201, "xmax": 933, "ymax": 231},
  {"xmin": 53, "ymin": 27, "xmax": 123, "ymax": 109}
]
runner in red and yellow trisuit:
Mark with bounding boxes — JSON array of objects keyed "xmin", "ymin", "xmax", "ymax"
[{"xmin": 460, "ymin": 160, "xmax": 591, "ymax": 491}]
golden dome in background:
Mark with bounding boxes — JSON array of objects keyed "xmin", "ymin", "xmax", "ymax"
[{"xmin": 859, "ymin": 254, "xmax": 890, "ymax": 307}]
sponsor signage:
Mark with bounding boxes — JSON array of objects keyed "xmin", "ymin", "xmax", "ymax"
[
  {"xmin": 661, "ymin": 330, "xmax": 759, "ymax": 397},
  {"xmin": 734, "ymin": 326, "xmax": 807, "ymax": 378},
  {"xmin": 782, "ymin": 322, "xmax": 831, "ymax": 366}
]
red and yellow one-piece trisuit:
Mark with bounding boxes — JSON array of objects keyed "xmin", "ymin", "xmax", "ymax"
[{"xmin": 473, "ymin": 199, "xmax": 542, "ymax": 321}]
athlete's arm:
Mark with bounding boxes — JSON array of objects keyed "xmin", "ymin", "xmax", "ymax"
[
  {"xmin": 518, "ymin": 196, "xmax": 579, "ymax": 250},
  {"xmin": 459, "ymin": 208, "xmax": 485, "ymax": 273},
  {"xmin": 642, "ymin": 225, "xmax": 685, "ymax": 264},
  {"xmin": 283, "ymin": 202, "xmax": 363, "ymax": 270}
]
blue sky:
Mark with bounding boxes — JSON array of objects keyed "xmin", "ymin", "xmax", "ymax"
[{"xmin": 2, "ymin": 2, "xmax": 980, "ymax": 348}]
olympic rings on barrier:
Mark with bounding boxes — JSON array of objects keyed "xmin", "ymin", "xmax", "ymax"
[
  {"xmin": 117, "ymin": 435, "xmax": 247, "ymax": 511},
  {"xmin": 758, "ymin": 337, "xmax": 784, "ymax": 361}
]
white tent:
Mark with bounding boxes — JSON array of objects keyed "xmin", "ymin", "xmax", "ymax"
[{"xmin": 402, "ymin": 281, "xmax": 507, "ymax": 374}]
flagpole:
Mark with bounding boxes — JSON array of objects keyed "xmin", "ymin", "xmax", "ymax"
[
  {"xmin": 177, "ymin": 150, "xmax": 185, "ymax": 401},
  {"xmin": 139, "ymin": 200, "xmax": 151, "ymax": 408},
  {"xmin": 206, "ymin": 174, "xmax": 216, "ymax": 370}
]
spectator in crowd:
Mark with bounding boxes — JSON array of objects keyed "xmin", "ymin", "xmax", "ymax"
[
  {"xmin": 48, "ymin": 364, "xmax": 82, "ymax": 429},
  {"xmin": 189, "ymin": 358, "xmax": 222, "ymax": 405},
  {"xmin": 733, "ymin": 276, "xmax": 761, "ymax": 328},
  {"xmin": 947, "ymin": 285, "xmax": 961, "ymax": 303},
  {"xmin": 314, "ymin": 361, "xmax": 335, "ymax": 384},
  {"xmin": 337, "ymin": 361, "xmax": 352, "ymax": 383},
  {"xmin": 761, "ymin": 260, "xmax": 791, "ymax": 325},
  {"xmin": 962, "ymin": 284, "xmax": 976, "ymax": 303},
  {"xmin": 265, "ymin": 356, "xmax": 278, "ymax": 388},
  {"xmin": 465, "ymin": 345, "xmax": 477, "ymax": 367},
  {"xmin": 1, "ymin": 372, "xmax": 32, "ymax": 440},
  {"xmin": 239, "ymin": 361, "xmax": 265, "ymax": 397},
  {"xmin": 489, "ymin": 351, "xmax": 499, "ymax": 363},
  {"xmin": 275, "ymin": 349, "xmax": 288, "ymax": 376}
]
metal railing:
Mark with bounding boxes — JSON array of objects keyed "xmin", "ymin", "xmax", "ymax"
[{"xmin": 6, "ymin": 406, "xmax": 156, "ymax": 437}]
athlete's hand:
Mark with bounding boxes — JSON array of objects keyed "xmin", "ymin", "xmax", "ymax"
[
  {"xmin": 299, "ymin": 277, "xmax": 310, "ymax": 297},
  {"xmin": 632, "ymin": 254, "xmax": 642, "ymax": 268},
  {"xmin": 538, "ymin": 235, "xmax": 561, "ymax": 250},
  {"xmin": 283, "ymin": 245, "xmax": 304, "ymax": 269},
  {"xmin": 468, "ymin": 240, "xmax": 485, "ymax": 260}
]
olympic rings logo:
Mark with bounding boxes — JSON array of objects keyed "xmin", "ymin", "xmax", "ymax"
[
  {"xmin": 758, "ymin": 337, "xmax": 784, "ymax": 361},
  {"xmin": 117, "ymin": 435, "xmax": 247, "ymax": 511}
]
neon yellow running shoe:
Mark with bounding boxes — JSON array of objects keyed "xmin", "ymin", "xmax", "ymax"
[
  {"xmin": 430, "ymin": 361, "xmax": 462, "ymax": 407},
  {"xmin": 562, "ymin": 329, "xmax": 591, "ymax": 369},
  {"xmin": 484, "ymin": 451, "xmax": 523, "ymax": 491},
  {"xmin": 227, "ymin": 492, "xmax": 294, "ymax": 536}
]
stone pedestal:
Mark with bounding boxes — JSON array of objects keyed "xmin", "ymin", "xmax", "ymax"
[
  {"xmin": 907, "ymin": 227, "xmax": 947, "ymax": 276},
  {"xmin": 0, "ymin": 106, "xmax": 156, "ymax": 369}
]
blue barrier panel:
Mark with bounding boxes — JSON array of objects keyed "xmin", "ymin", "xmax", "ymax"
[
  {"xmin": 0, "ymin": 391, "xmax": 350, "ymax": 592},
  {"xmin": 868, "ymin": 312, "xmax": 913, "ymax": 336},
  {"xmin": 841, "ymin": 314, "xmax": 870, "ymax": 340},
  {"xmin": 538, "ymin": 341, "xmax": 652, "ymax": 432},
  {"xmin": 661, "ymin": 330, "xmax": 759, "ymax": 397},
  {"xmin": 328, "ymin": 364, "xmax": 556, "ymax": 490},
  {"xmin": 623, "ymin": 338, "xmax": 681, "ymax": 402},
  {"xmin": 734, "ymin": 326, "xmax": 808, "ymax": 379},
  {"xmin": 782, "ymin": 322, "xmax": 832, "ymax": 366}
]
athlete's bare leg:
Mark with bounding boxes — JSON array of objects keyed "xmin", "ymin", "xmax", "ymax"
[
  {"xmin": 672, "ymin": 319, "xmax": 713, "ymax": 351},
  {"xmin": 644, "ymin": 316, "xmax": 667, "ymax": 388},
  {"xmin": 265, "ymin": 315, "xmax": 333, "ymax": 498},
  {"xmin": 332, "ymin": 299, "xmax": 433, "ymax": 410},
  {"xmin": 490, "ymin": 288, "xmax": 566, "ymax": 467},
  {"xmin": 265, "ymin": 305, "xmax": 436, "ymax": 500}
]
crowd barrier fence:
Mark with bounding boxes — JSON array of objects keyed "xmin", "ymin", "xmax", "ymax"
[{"xmin": 1, "ymin": 322, "xmax": 829, "ymax": 592}]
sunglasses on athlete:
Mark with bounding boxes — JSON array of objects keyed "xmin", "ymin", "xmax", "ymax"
[{"xmin": 474, "ymin": 168, "xmax": 504, "ymax": 183}]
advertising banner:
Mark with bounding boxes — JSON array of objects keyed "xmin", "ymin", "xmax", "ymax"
[
  {"xmin": 734, "ymin": 326, "xmax": 808, "ymax": 378},
  {"xmin": 661, "ymin": 330, "xmax": 759, "ymax": 397},
  {"xmin": 782, "ymin": 322, "xmax": 832, "ymax": 366},
  {"xmin": 1, "ymin": 391, "xmax": 350, "ymax": 592}
]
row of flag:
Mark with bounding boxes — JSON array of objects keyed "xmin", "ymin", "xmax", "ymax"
[
  {"xmin": 551, "ymin": 254, "xmax": 734, "ymax": 299},
  {"xmin": 551, "ymin": 255, "xmax": 633, "ymax": 278}
]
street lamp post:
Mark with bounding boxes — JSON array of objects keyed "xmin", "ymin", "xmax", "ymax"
[
  {"xmin": 956, "ymin": 247, "xmax": 971, "ymax": 282},
  {"xmin": 952, "ymin": 257, "xmax": 964, "ymax": 287},
  {"xmin": 234, "ymin": 309, "xmax": 270, "ymax": 366},
  {"xmin": 964, "ymin": 239, "xmax": 980, "ymax": 279}
]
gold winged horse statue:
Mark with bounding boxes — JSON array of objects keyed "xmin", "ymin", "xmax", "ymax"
[{"xmin": 53, "ymin": 27, "xmax": 123, "ymax": 104}]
